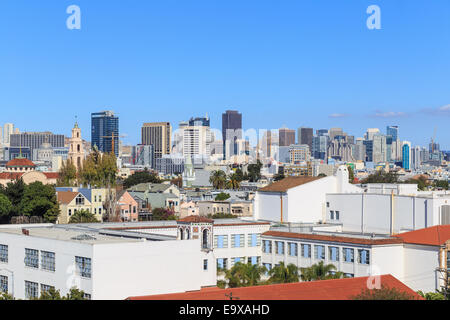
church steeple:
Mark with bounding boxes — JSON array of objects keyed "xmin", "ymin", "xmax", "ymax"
[{"xmin": 68, "ymin": 117, "xmax": 85, "ymax": 170}]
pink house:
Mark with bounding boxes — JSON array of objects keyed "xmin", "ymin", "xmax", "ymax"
[{"xmin": 117, "ymin": 190, "xmax": 139, "ymax": 222}]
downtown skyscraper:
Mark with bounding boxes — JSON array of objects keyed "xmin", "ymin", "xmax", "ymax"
[
  {"xmin": 91, "ymin": 111, "xmax": 119, "ymax": 157},
  {"xmin": 222, "ymin": 110, "xmax": 242, "ymax": 160}
]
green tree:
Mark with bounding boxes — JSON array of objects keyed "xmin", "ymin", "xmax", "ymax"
[
  {"xmin": 69, "ymin": 209, "xmax": 99, "ymax": 223},
  {"xmin": 361, "ymin": 171, "xmax": 399, "ymax": 184},
  {"xmin": 405, "ymin": 176, "xmax": 429, "ymax": 191},
  {"xmin": 247, "ymin": 160, "xmax": 263, "ymax": 182},
  {"xmin": 208, "ymin": 213, "xmax": 237, "ymax": 219},
  {"xmin": 209, "ymin": 170, "xmax": 227, "ymax": 189},
  {"xmin": 234, "ymin": 168, "xmax": 244, "ymax": 182},
  {"xmin": 318, "ymin": 173, "xmax": 327, "ymax": 177},
  {"xmin": 273, "ymin": 172, "xmax": 285, "ymax": 182},
  {"xmin": 352, "ymin": 285, "xmax": 418, "ymax": 300},
  {"xmin": 64, "ymin": 288, "xmax": 89, "ymax": 300},
  {"xmin": 57, "ymin": 159, "xmax": 78, "ymax": 187},
  {"xmin": 79, "ymin": 148, "xmax": 118, "ymax": 188},
  {"xmin": 37, "ymin": 287, "xmax": 89, "ymax": 300},
  {"xmin": 347, "ymin": 165, "xmax": 355, "ymax": 183},
  {"xmin": 300, "ymin": 261, "xmax": 343, "ymax": 281},
  {"xmin": 227, "ymin": 173, "xmax": 241, "ymax": 190},
  {"xmin": 152, "ymin": 208, "xmax": 177, "ymax": 221},
  {"xmin": 19, "ymin": 182, "xmax": 60, "ymax": 223},
  {"xmin": 417, "ymin": 290, "xmax": 446, "ymax": 300},
  {"xmin": 4, "ymin": 178, "xmax": 25, "ymax": 217},
  {"xmin": 0, "ymin": 194, "xmax": 12, "ymax": 218},
  {"xmin": 268, "ymin": 262, "xmax": 299, "ymax": 284},
  {"xmin": 221, "ymin": 262, "xmax": 267, "ymax": 288},
  {"xmin": 38, "ymin": 287, "xmax": 63, "ymax": 300},
  {"xmin": 433, "ymin": 180, "xmax": 449, "ymax": 190},
  {"xmin": 215, "ymin": 192, "xmax": 231, "ymax": 201},
  {"xmin": 123, "ymin": 168, "xmax": 161, "ymax": 189},
  {"xmin": 0, "ymin": 292, "xmax": 14, "ymax": 300}
]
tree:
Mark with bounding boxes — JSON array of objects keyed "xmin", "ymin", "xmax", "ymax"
[
  {"xmin": 69, "ymin": 209, "xmax": 99, "ymax": 223},
  {"xmin": 347, "ymin": 165, "xmax": 355, "ymax": 183},
  {"xmin": 247, "ymin": 160, "xmax": 263, "ymax": 182},
  {"xmin": 19, "ymin": 182, "xmax": 60, "ymax": 223},
  {"xmin": 38, "ymin": 287, "xmax": 63, "ymax": 300},
  {"xmin": 0, "ymin": 292, "xmax": 14, "ymax": 300},
  {"xmin": 123, "ymin": 168, "xmax": 161, "ymax": 189},
  {"xmin": 361, "ymin": 171, "xmax": 399, "ymax": 184},
  {"xmin": 300, "ymin": 261, "xmax": 343, "ymax": 281},
  {"xmin": 227, "ymin": 173, "xmax": 241, "ymax": 190},
  {"xmin": 0, "ymin": 194, "xmax": 12, "ymax": 218},
  {"xmin": 234, "ymin": 168, "xmax": 245, "ymax": 182},
  {"xmin": 352, "ymin": 285, "xmax": 418, "ymax": 300},
  {"xmin": 57, "ymin": 159, "xmax": 77, "ymax": 186},
  {"xmin": 318, "ymin": 173, "xmax": 327, "ymax": 177},
  {"xmin": 209, "ymin": 170, "xmax": 227, "ymax": 190},
  {"xmin": 152, "ymin": 208, "xmax": 176, "ymax": 221},
  {"xmin": 208, "ymin": 213, "xmax": 237, "ymax": 219},
  {"xmin": 215, "ymin": 192, "xmax": 231, "ymax": 201},
  {"xmin": 433, "ymin": 180, "xmax": 449, "ymax": 190},
  {"xmin": 37, "ymin": 287, "xmax": 88, "ymax": 300},
  {"xmin": 405, "ymin": 176, "xmax": 429, "ymax": 191},
  {"xmin": 268, "ymin": 262, "xmax": 299, "ymax": 284},
  {"xmin": 79, "ymin": 148, "xmax": 118, "ymax": 188},
  {"xmin": 221, "ymin": 262, "xmax": 267, "ymax": 288},
  {"xmin": 64, "ymin": 288, "xmax": 89, "ymax": 300},
  {"xmin": 4, "ymin": 178, "xmax": 25, "ymax": 217},
  {"xmin": 417, "ymin": 290, "xmax": 446, "ymax": 300},
  {"xmin": 273, "ymin": 172, "xmax": 285, "ymax": 182}
]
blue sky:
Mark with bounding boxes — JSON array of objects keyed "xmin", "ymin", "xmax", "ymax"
[{"xmin": 0, "ymin": 0, "xmax": 450, "ymax": 148}]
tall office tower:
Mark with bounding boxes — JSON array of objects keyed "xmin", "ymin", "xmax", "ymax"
[
  {"xmin": 297, "ymin": 127, "xmax": 313, "ymax": 150},
  {"xmin": 91, "ymin": 111, "xmax": 119, "ymax": 157},
  {"xmin": 402, "ymin": 141, "xmax": 411, "ymax": 170},
  {"xmin": 364, "ymin": 128, "xmax": 380, "ymax": 141},
  {"xmin": 327, "ymin": 139, "xmax": 354, "ymax": 162},
  {"xmin": 353, "ymin": 138, "xmax": 366, "ymax": 161},
  {"xmin": 386, "ymin": 126, "xmax": 399, "ymax": 141},
  {"xmin": 328, "ymin": 128, "xmax": 343, "ymax": 140},
  {"xmin": 289, "ymin": 144, "xmax": 310, "ymax": 164},
  {"xmin": 10, "ymin": 132, "xmax": 65, "ymax": 160},
  {"xmin": 3, "ymin": 123, "xmax": 14, "ymax": 145},
  {"xmin": 391, "ymin": 139, "xmax": 402, "ymax": 161},
  {"xmin": 279, "ymin": 128, "xmax": 296, "ymax": 147},
  {"xmin": 132, "ymin": 144, "xmax": 155, "ymax": 168},
  {"xmin": 260, "ymin": 130, "xmax": 279, "ymax": 160},
  {"xmin": 316, "ymin": 129, "xmax": 329, "ymax": 137},
  {"xmin": 177, "ymin": 116, "xmax": 213, "ymax": 161},
  {"xmin": 68, "ymin": 121, "xmax": 85, "ymax": 170},
  {"xmin": 141, "ymin": 122, "xmax": 172, "ymax": 159},
  {"xmin": 372, "ymin": 135, "xmax": 387, "ymax": 163},
  {"xmin": 411, "ymin": 146, "xmax": 422, "ymax": 170},
  {"xmin": 312, "ymin": 135, "xmax": 328, "ymax": 160},
  {"xmin": 363, "ymin": 140, "xmax": 374, "ymax": 162},
  {"xmin": 222, "ymin": 110, "xmax": 242, "ymax": 160}
]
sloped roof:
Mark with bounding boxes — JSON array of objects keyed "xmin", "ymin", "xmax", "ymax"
[
  {"xmin": 394, "ymin": 225, "xmax": 450, "ymax": 246},
  {"xmin": 57, "ymin": 191, "xmax": 79, "ymax": 204},
  {"xmin": 127, "ymin": 274, "xmax": 422, "ymax": 300},
  {"xmin": 0, "ymin": 172, "xmax": 24, "ymax": 180},
  {"xmin": 6, "ymin": 158, "xmax": 36, "ymax": 168},
  {"xmin": 259, "ymin": 176, "xmax": 325, "ymax": 193}
]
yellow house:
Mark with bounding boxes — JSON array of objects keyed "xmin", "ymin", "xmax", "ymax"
[{"xmin": 56, "ymin": 191, "xmax": 93, "ymax": 224}]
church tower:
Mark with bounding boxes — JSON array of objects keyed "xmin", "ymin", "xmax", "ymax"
[{"xmin": 68, "ymin": 120, "xmax": 85, "ymax": 170}]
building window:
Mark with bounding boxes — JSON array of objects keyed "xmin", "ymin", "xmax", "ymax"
[
  {"xmin": 217, "ymin": 258, "xmax": 228, "ymax": 270},
  {"xmin": 41, "ymin": 251, "xmax": 55, "ymax": 272},
  {"xmin": 248, "ymin": 234, "xmax": 261, "ymax": 247},
  {"xmin": 25, "ymin": 281, "xmax": 39, "ymax": 300},
  {"xmin": 263, "ymin": 240, "xmax": 272, "ymax": 253},
  {"xmin": 335, "ymin": 211, "xmax": 340, "ymax": 220},
  {"xmin": 25, "ymin": 248, "xmax": 39, "ymax": 268},
  {"xmin": 358, "ymin": 249, "xmax": 370, "ymax": 265},
  {"xmin": 275, "ymin": 241, "xmax": 285, "ymax": 255},
  {"xmin": 0, "ymin": 244, "xmax": 8, "ymax": 263},
  {"xmin": 203, "ymin": 259, "xmax": 208, "ymax": 271},
  {"xmin": 83, "ymin": 293, "xmax": 92, "ymax": 300},
  {"xmin": 301, "ymin": 244, "xmax": 311, "ymax": 258},
  {"xmin": 343, "ymin": 248, "xmax": 354, "ymax": 263},
  {"xmin": 231, "ymin": 234, "xmax": 244, "ymax": 248},
  {"xmin": 288, "ymin": 243, "xmax": 298, "ymax": 257},
  {"xmin": 214, "ymin": 235, "xmax": 228, "ymax": 249},
  {"xmin": 330, "ymin": 210, "xmax": 335, "ymax": 220},
  {"xmin": 231, "ymin": 257, "xmax": 245, "ymax": 267},
  {"xmin": 344, "ymin": 273, "xmax": 354, "ymax": 278},
  {"xmin": 329, "ymin": 247, "xmax": 339, "ymax": 261},
  {"xmin": 75, "ymin": 256, "xmax": 92, "ymax": 278},
  {"xmin": 327, "ymin": 202, "xmax": 330, "ymax": 207},
  {"xmin": 248, "ymin": 256, "xmax": 260, "ymax": 265},
  {"xmin": 314, "ymin": 245, "xmax": 325, "ymax": 260},
  {"xmin": 68, "ymin": 209, "xmax": 72, "ymax": 216},
  {"xmin": 75, "ymin": 195, "xmax": 85, "ymax": 205},
  {"xmin": 40, "ymin": 284, "xmax": 55, "ymax": 295},
  {"xmin": 0, "ymin": 275, "xmax": 7, "ymax": 293}
]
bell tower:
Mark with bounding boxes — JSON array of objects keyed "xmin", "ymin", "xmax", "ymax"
[{"xmin": 68, "ymin": 117, "xmax": 85, "ymax": 170}]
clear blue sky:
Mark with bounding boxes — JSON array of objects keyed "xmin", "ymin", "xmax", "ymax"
[{"xmin": 1, "ymin": 0, "xmax": 450, "ymax": 148}]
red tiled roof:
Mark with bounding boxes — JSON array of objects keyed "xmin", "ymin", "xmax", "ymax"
[
  {"xmin": 178, "ymin": 216, "xmax": 213, "ymax": 223},
  {"xmin": 6, "ymin": 158, "xmax": 36, "ymax": 167},
  {"xmin": 262, "ymin": 231, "xmax": 403, "ymax": 246},
  {"xmin": 394, "ymin": 225, "xmax": 450, "ymax": 246},
  {"xmin": 127, "ymin": 275, "xmax": 422, "ymax": 300},
  {"xmin": 259, "ymin": 176, "xmax": 324, "ymax": 193},
  {"xmin": 43, "ymin": 172, "xmax": 59, "ymax": 179},
  {"xmin": 0, "ymin": 172, "xmax": 25, "ymax": 180}
]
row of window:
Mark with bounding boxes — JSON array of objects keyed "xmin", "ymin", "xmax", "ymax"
[
  {"xmin": 69, "ymin": 208, "xmax": 102, "ymax": 216},
  {"xmin": 262, "ymin": 241, "xmax": 370, "ymax": 265},
  {"xmin": 24, "ymin": 281, "xmax": 91, "ymax": 300},
  {"xmin": 329, "ymin": 210, "xmax": 340, "ymax": 220},
  {"xmin": 216, "ymin": 256, "xmax": 261, "ymax": 269},
  {"xmin": 214, "ymin": 234, "xmax": 261, "ymax": 249}
]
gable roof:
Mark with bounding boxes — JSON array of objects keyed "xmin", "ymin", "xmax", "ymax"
[
  {"xmin": 263, "ymin": 231, "xmax": 403, "ymax": 246},
  {"xmin": 259, "ymin": 176, "xmax": 325, "ymax": 193},
  {"xmin": 394, "ymin": 225, "xmax": 450, "ymax": 246},
  {"xmin": 127, "ymin": 274, "xmax": 422, "ymax": 300},
  {"xmin": 57, "ymin": 191, "xmax": 79, "ymax": 205}
]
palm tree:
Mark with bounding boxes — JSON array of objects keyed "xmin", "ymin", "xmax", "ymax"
[
  {"xmin": 209, "ymin": 170, "xmax": 227, "ymax": 190},
  {"xmin": 222, "ymin": 262, "xmax": 267, "ymax": 288},
  {"xmin": 300, "ymin": 261, "xmax": 343, "ymax": 281},
  {"xmin": 268, "ymin": 262, "xmax": 300, "ymax": 284},
  {"xmin": 227, "ymin": 173, "xmax": 241, "ymax": 190}
]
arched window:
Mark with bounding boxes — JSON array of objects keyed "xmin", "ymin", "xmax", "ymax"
[
  {"xmin": 77, "ymin": 144, "xmax": 80, "ymax": 152},
  {"xmin": 202, "ymin": 229, "xmax": 209, "ymax": 249},
  {"xmin": 179, "ymin": 228, "xmax": 184, "ymax": 240}
]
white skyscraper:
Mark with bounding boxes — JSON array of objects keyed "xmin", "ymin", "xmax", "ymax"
[{"xmin": 3, "ymin": 123, "xmax": 14, "ymax": 145}]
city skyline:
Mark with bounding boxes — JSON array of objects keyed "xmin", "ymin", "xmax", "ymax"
[{"xmin": 1, "ymin": 1, "xmax": 450, "ymax": 148}]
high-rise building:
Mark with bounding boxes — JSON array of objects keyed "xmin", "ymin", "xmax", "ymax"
[
  {"xmin": 328, "ymin": 128, "xmax": 343, "ymax": 140},
  {"xmin": 402, "ymin": 142, "xmax": 411, "ymax": 170},
  {"xmin": 279, "ymin": 128, "xmax": 296, "ymax": 147},
  {"xmin": 372, "ymin": 135, "xmax": 387, "ymax": 163},
  {"xmin": 312, "ymin": 135, "xmax": 328, "ymax": 160},
  {"xmin": 222, "ymin": 110, "xmax": 242, "ymax": 160},
  {"xmin": 297, "ymin": 127, "xmax": 313, "ymax": 150},
  {"xmin": 289, "ymin": 144, "xmax": 310, "ymax": 164},
  {"xmin": 10, "ymin": 132, "xmax": 65, "ymax": 160},
  {"xmin": 176, "ymin": 117, "xmax": 213, "ymax": 161},
  {"xmin": 132, "ymin": 144, "xmax": 155, "ymax": 168},
  {"xmin": 386, "ymin": 126, "xmax": 399, "ymax": 141},
  {"xmin": 141, "ymin": 122, "xmax": 172, "ymax": 159},
  {"xmin": 3, "ymin": 123, "xmax": 14, "ymax": 145},
  {"xmin": 365, "ymin": 128, "xmax": 380, "ymax": 141},
  {"xmin": 91, "ymin": 111, "xmax": 119, "ymax": 156}
]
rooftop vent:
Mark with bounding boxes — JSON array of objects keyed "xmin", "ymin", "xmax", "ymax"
[{"xmin": 71, "ymin": 234, "xmax": 97, "ymax": 241}]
